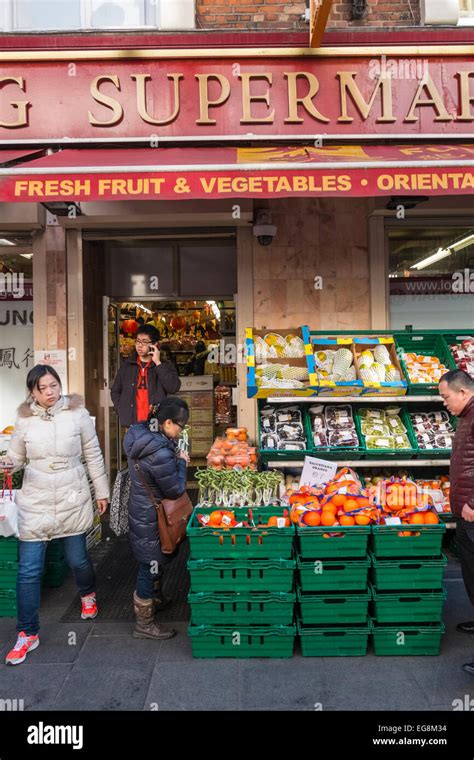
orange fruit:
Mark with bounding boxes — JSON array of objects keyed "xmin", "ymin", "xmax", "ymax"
[
  {"xmin": 302, "ymin": 511, "xmax": 321, "ymax": 527},
  {"xmin": 320, "ymin": 511, "xmax": 336, "ymax": 527},
  {"xmin": 267, "ymin": 516, "xmax": 279, "ymax": 526},
  {"xmin": 323, "ymin": 503, "xmax": 338, "ymax": 516},
  {"xmin": 344, "ymin": 498, "xmax": 359, "ymax": 513},
  {"xmin": 409, "ymin": 513, "xmax": 425, "ymax": 525},
  {"xmin": 355, "ymin": 514, "xmax": 370, "ymax": 525},
  {"xmin": 331, "ymin": 494, "xmax": 347, "ymax": 508},
  {"xmin": 357, "ymin": 497, "xmax": 371, "ymax": 508},
  {"xmin": 424, "ymin": 512, "xmax": 439, "ymax": 524},
  {"xmin": 339, "ymin": 515, "xmax": 356, "ymax": 526},
  {"xmin": 208, "ymin": 511, "xmax": 223, "ymax": 527}
]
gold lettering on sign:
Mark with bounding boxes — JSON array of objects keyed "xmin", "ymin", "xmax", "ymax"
[
  {"xmin": 456, "ymin": 71, "xmax": 474, "ymax": 121},
  {"xmin": 239, "ymin": 73, "xmax": 275, "ymax": 124},
  {"xmin": 89, "ymin": 75, "xmax": 123, "ymax": 126},
  {"xmin": 337, "ymin": 72, "xmax": 396, "ymax": 123},
  {"xmin": 132, "ymin": 73, "xmax": 183, "ymax": 126},
  {"xmin": 0, "ymin": 77, "xmax": 30, "ymax": 128},
  {"xmin": 284, "ymin": 72, "xmax": 330, "ymax": 124},
  {"xmin": 195, "ymin": 74, "xmax": 231, "ymax": 125},
  {"xmin": 405, "ymin": 74, "xmax": 453, "ymax": 122}
]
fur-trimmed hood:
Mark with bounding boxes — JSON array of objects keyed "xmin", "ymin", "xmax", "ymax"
[{"xmin": 17, "ymin": 393, "xmax": 85, "ymax": 418}]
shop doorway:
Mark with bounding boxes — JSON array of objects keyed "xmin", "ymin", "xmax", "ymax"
[{"xmin": 84, "ymin": 233, "xmax": 238, "ymax": 485}]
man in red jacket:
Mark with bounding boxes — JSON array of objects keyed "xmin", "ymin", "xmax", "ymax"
[{"xmin": 439, "ymin": 369, "xmax": 474, "ymax": 674}]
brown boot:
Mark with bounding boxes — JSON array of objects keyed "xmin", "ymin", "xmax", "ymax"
[
  {"xmin": 132, "ymin": 592, "xmax": 176, "ymax": 640},
  {"xmin": 152, "ymin": 575, "xmax": 172, "ymax": 614}
]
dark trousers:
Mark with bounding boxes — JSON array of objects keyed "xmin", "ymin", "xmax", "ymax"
[{"xmin": 456, "ymin": 518, "xmax": 474, "ymax": 605}]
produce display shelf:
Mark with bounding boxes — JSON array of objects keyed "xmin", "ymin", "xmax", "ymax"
[
  {"xmin": 370, "ymin": 552, "xmax": 447, "ymax": 591},
  {"xmin": 298, "ymin": 588, "xmax": 371, "ymax": 625},
  {"xmin": 265, "ymin": 459, "xmax": 450, "ymax": 468},
  {"xmin": 188, "ymin": 623, "xmax": 296, "ymax": 658},
  {"xmin": 187, "ymin": 558, "xmax": 296, "ymax": 593},
  {"xmin": 297, "ymin": 555, "xmax": 371, "ymax": 592},
  {"xmin": 354, "ymin": 406, "xmax": 418, "ymax": 460},
  {"xmin": 188, "ymin": 591, "xmax": 296, "ymax": 625},
  {"xmin": 394, "ymin": 333, "xmax": 457, "ymax": 396},
  {"xmin": 298, "ymin": 619, "xmax": 371, "ymax": 657},
  {"xmin": 297, "ymin": 525, "xmax": 371, "ymax": 559},
  {"xmin": 371, "ymin": 523, "xmax": 446, "ymax": 558},
  {"xmin": 187, "ymin": 506, "xmax": 295, "ymax": 560},
  {"xmin": 371, "ymin": 620, "xmax": 445, "ymax": 656},
  {"xmin": 266, "ymin": 396, "xmax": 443, "ymax": 404},
  {"xmin": 370, "ymin": 584, "xmax": 447, "ymax": 624}
]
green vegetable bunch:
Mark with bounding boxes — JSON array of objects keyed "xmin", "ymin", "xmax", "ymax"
[{"xmin": 195, "ymin": 468, "xmax": 282, "ymax": 507}]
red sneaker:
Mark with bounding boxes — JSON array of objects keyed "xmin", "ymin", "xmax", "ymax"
[
  {"xmin": 81, "ymin": 593, "xmax": 98, "ymax": 620},
  {"xmin": 5, "ymin": 632, "xmax": 40, "ymax": 666}
]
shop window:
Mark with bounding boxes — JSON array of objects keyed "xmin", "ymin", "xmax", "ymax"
[
  {"xmin": 0, "ymin": 0, "xmax": 195, "ymax": 31},
  {"xmin": 388, "ymin": 225, "xmax": 474, "ymax": 330}
]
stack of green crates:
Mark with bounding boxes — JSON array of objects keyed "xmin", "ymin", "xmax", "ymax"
[
  {"xmin": 296, "ymin": 524, "xmax": 372, "ymax": 656},
  {"xmin": 370, "ymin": 524, "xmax": 447, "ymax": 655},
  {"xmin": 187, "ymin": 506, "xmax": 296, "ymax": 658},
  {"xmin": 43, "ymin": 540, "xmax": 69, "ymax": 588},
  {"xmin": 0, "ymin": 537, "xmax": 19, "ymax": 617}
]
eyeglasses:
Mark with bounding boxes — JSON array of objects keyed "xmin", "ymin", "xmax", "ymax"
[
  {"xmin": 135, "ymin": 339, "xmax": 152, "ymax": 346},
  {"xmin": 175, "ymin": 421, "xmax": 185, "ymax": 431}
]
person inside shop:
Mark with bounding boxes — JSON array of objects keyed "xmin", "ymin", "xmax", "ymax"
[
  {"xmin": 123, "ymin": 396, "xmax": 190, "ymax": 640},
  {"xmin": 111, "ymin": 324, "xmax": 181, "ymax": 428},
  {"xmin": 439, "ymin": 369, "xmax": 474, "ymax": 675},
  {"xmin": 3, "ymin": 365, "xmax": 109, "ymax": 666},
  {"xmin": 184, "ymin": 340, "xmax": 210, "ymax": 377}
]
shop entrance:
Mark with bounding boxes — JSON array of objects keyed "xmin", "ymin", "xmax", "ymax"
[{"xmin": 83, "ymin": 232, "xmax": 239, "ymax": 486}]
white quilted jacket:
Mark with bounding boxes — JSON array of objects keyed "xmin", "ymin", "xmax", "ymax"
[{"xmin": 7, "ymin": 394, "xmax": 109, "ymax": 542}]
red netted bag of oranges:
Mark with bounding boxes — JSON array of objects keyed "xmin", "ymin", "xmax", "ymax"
[{"xmin": 206, "ymin": 428, "xmax": 257, "ymax": 470}]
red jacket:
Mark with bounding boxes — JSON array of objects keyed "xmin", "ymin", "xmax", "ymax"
[{"xmin": 450, "ymin": 396, "xmax": 474, "ymax": 518}]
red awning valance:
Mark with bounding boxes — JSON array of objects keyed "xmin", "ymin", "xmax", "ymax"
[{"xmin": 1, "ymin": 144, "xmax": 473, "ymax": 202}]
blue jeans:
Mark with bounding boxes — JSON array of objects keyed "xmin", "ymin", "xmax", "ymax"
[
  {"xmin": 17, "ymin": 533, "xmax": 96, "ymax": 636},
  {"xmin": 136, "ymin": 562, "xmax": 160, "ymax": 600}
]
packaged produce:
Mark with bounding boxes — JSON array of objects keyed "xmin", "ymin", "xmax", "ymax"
[
  {"xmin": 275, "ymin": 407, "xmax": 302, "ymax": 425},
  {"xmin": 207, "ymin": 429, "xmax": 257, "ymax": 470},
  {"xmin": 214, "ymin": 384, "xmax": 233, "ymax": 425},
  {"xmin": 359, "ymin": 408, "xmax": 386, "ymax": 421},
  {"xmin": 325, "ymin": 405, "xmax": 356, "ymax": 430},
  {"xmin": 278, "ymin": 441, "xmax": 307, "ymax": 451},
  {"xmin": 312, "ymin": 432, "xmax": 329, "ymax": 448},
  {"xmin": 409, "ymin": 411, "xmax": 454, "ymax": 450},
  {"xmin": 361, "ymin": 421, "xmax": 390, "ymax": 436},
  {"xmin": 449, "ymin": 337, "xmax": 474, "ymax": 377},
  {"xmin": 428, "ymin": 411, "xmax": 450, "ymax": 425},
  {"xmin": 328, "ymin": 429, "xmax": 359, "ymax": 448},
  {"xmin": 402, "ymin": 352, "xmax": 450, "ymax": 384},
  {"xmin": 308, "ymin": 405, "xmax": 325, "ymax": 432},
  {"xmin": 260, "ymin": 406, "xmax": 308, "ymax": 451},
  {"xmin": 365, "ymin": 435, "xmax": 395, "ymax": 450},
  {"xmin": 393, "ymin": 434, "xmax": 411, "ymax": 449},
  {"xmin": 314, "ymin": 347, "xmax": 356, "ymax": 382},
  {"xmin": 276, "ymin": 422, "xmax": 305, "ymax": 441},
  {"xmin": 254, "ymin": 332, "xmax": 305, "ymax": 362},
  {"xmin": 356, "ymin": 348, "xmax": 402, "ymax": 383}
]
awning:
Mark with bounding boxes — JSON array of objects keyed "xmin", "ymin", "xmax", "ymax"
[
  {"xmin": 1, "ymin": 144, "xmax": 474, "ymax": 202},
  {"xmin": 0, "ymin": 148, "xmax": 46, "ymax": 168}
]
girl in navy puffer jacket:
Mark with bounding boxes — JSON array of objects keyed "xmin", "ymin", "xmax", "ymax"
[{"xmin": 124, "ymin": 396, "xmax": 189, "ymax": 640}]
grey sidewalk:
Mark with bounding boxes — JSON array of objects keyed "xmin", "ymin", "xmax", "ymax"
[{"xmin": 0, "ymin": 556, "xmax": 473, "ymax": 712}]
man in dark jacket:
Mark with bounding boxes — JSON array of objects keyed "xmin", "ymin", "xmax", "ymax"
[
  {"xmin": 439, "ymin": 369, "xmax": 474, "ymax": 673},
  {"xmin": 111, "ymin": 324, "xmax": 181, "ymax": 427}
]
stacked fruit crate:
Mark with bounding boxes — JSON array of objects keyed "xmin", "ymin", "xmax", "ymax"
[
  {"xmin": 0, "ymin": 537, "xmax": 19, "ymax": 618},
  {"xmin": 370, "ymin": 524, "xmax": 447, "ymax": 655},
  {"xmin": 296, "ymin": 525, "xmax": 372, "ymax": 656},
  {"xmin": 187, "ymin": 506, "xmax": 297, "ymax": 658}
]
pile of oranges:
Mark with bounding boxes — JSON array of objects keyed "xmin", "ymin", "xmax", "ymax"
[{"xmin": 197, "ymin": 509, "xmax": 291, "ymax": 529}]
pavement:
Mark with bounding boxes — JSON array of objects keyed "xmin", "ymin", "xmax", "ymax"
[{"xmin": 0, "ymin": 544, "xmax": 473, "ymax": 712}]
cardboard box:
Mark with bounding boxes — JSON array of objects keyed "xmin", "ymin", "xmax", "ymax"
[
  {"xmin": 190, "ymin": 439, "xmax": 212, "ymax": 456},
  {"xmin": 179, "ymin": 376, "xmax": 213, "ymax": 392},
  {"xmin": 190, "ymin": 424, "xmax": 214, "ymax": 441},
  {"xmin": 190, "ymin": 409, "xmax": 214, "ymax": 424},
  {"xmin": 192, "ymin": 392, "xmax": 213, "ymax": 409}
]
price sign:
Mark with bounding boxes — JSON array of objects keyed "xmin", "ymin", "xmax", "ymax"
[{"xmin": 299, "ymin": 456, "xmax": 337, "ymax": 488}]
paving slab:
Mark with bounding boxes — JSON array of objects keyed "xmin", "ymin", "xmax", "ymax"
[
  {"xmin": 53, "ymin": 665, "xmax": 153, "ymax": 711},
  {"xmin": 0, "ymin": 663, "xmax": 73, "ymax": 711},
  {"xmin": 239, "ymin": 657, "xmax": 332, "ymax": 710},
  {"xmin": 145, "ymin": 660, "xmax": 241, "ymax": 711},
  {"xmin": 73, "ymin": 633, "xmax": 161, "ymax": 669}
]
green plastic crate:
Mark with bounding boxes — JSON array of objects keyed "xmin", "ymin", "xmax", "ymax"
[
  {"xmin": 371, "ymin": 620, "xmax": 445, "ymax": 655},
  {"xmin": 45, "ymin": 540, "xmax": 65, "ymax": 561},
  {"xmin": 0, "ymin": 589, "xmax": 17, "ymax": 617},
  {"xmin": 404, "ymin": 403, "xmax": 457, "ymax": 460},
  {"xmin": 370, "ymin": 552, "xmax": 447, "ymax": 591},
  {"xmin": 297, "ymin": 525, "xmax": 370, "ymax": 559},
  {"xmin": 297, "ymin": 555, "xmax": 371, "ymax": 592},
  {"xmin": 394, "ymin": 333, "xmax": 457, "ymax": 395},
  {"xmin": 258, "ymin": 404, "xmax": 314, "ymax": 462},
  {"xmin": 298, "ymin": 588, "xmax": 370, "ymax": 625},
  {"xmin": 187, "ymin": 507, "xmax": 294, "ymax": 560},
  {"xmin": 371, "ymin": 523, "xmax": 446, "ymax": 558},
  {"xmin": 355, "ymin": 406, "xmax": 417, "ymax": 459},
  {"xmin": 298, "ymin": 618, "xmax": 371, "ymax": 657},
  {"xmin": 0, "ymin": 537, "xmax": 19, "ymax": 562},
  {"xmin": 187, "ymin": 558, "xmax": 296, "ymax": 593},
  {"xmin": 189, "ymin": 591, "xmax": 295, "ymax": 625},
  {"xmin": 370, "ymin": 584, "xmax": 447, "ymax": 624},
  {"xmin": 42, "ymin": 560, "xmax": 69, "ymax": 588},
  {"xmin": 188, "ymin": 623, "xmax": 296, "ymax": 658},
  {"xmin": 0, "ymin": 562, "xmax": 18, "ymax": 589}
]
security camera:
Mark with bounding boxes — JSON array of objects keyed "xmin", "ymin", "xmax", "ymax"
[{"xmin": 253, "ymin": 209, "xmax": 277, "ymax": 247}]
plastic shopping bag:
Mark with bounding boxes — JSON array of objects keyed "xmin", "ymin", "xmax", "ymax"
[{"xmin": 0, "ymin": 472, "xmax": 19, "ymax": 538}]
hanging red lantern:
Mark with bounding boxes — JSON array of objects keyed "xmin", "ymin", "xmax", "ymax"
[
  {"xmin": 121, "ymin": 319, "xmax": 138, "ymax": 335},
  {"xmin": 171, "ymin": 315, "xmax": 186, "ymax": 332}
]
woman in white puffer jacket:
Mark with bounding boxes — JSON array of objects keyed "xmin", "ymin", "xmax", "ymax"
[{"xmin": 4, "ymin": 364, "xmax": 110, "ymax": 666}]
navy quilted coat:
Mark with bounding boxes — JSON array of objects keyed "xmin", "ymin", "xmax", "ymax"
[{"xmin": 123, "ymin": 423, "xmax": 187, "ymax": 565}]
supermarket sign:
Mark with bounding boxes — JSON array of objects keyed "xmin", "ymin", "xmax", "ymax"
[
  {"xmin": 2, "ymin": 143, "xmax": 474, "ymax": 202},
  {"xmin": 1, "ymin": 52, "xmax": 474, "ymax": 140}
]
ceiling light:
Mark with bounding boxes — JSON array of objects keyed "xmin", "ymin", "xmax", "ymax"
[
  {"xmin": 450, "ymin": 233, "xmax": 474, "ymax": 252},
  {"xmin": 0, "ymin": 238, "xmax": 15, "ymax": 246},
  {"xmin": 20, "ymin": 253, "xmax": 33, "ymax": 259},
  {"xmin": 411, "ymin": 247, "xmax": 452, "ymax": 271}
]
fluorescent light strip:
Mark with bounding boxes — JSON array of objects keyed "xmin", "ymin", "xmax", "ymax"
[
  {"xmin": 450, "ymin": 233, "xmax": 474, "ymax": 252},
  {"xmin": 411, "ymin": 247, "xmax": 452, "ymax": 271}
]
